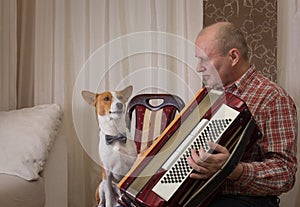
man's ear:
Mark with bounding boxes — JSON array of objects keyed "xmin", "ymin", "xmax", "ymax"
[
  {"xmin": 81, "ymin": 90, "xmax": 97, "ymax": 106},
  {"xmin": 119, "ymin": 85, "xmax": 133, "ymax": 101},
  {"xmin": 229, "ymin": 48, "xmax": 240, "ymax": 66}
]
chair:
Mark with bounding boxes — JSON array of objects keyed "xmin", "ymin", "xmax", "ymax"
[{"xmin": 126, "ymin": 94, "xmax": 185, "ymax": 154}]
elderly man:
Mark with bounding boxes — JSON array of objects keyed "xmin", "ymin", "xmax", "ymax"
[{"xmin": 188, "ymin": 22, "xmax": 298, "ymax": 207}]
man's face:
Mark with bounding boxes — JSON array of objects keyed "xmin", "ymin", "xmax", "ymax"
[{"xmin": 195, "ymin": 34, "xmax": 231, "ymax": 89}]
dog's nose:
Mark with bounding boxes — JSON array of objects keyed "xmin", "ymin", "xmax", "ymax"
[{"xmin": 116, "ymin": 103, "xmax": 123, "ymax": 110}]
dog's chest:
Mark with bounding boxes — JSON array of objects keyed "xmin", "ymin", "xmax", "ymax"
[{"xmin": 99, "ymin": 132, "xmax": 137, "ymax": 174}]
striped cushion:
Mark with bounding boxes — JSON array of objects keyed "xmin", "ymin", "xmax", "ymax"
[{"xmin": 134, "ymin": 105, "xmax": 176, "ymax": 154}]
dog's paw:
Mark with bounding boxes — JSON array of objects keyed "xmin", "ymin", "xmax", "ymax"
[{"xmin": 97, "ymin": 202, "xmax": 105, "ymax": 207}]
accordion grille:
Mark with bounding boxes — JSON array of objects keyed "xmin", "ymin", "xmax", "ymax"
[
  {"xmin": 152, "ymin": 104, "xmax": 239, "ymax": 201},
  {"xmin": 161, "ymin": 118, "xmax": 232, "ymax": 184}
]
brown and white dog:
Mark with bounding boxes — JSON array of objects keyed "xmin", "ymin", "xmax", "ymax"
[{"xmin": 82, "ymin": 85, "xmax": 137, "ymax": 207}]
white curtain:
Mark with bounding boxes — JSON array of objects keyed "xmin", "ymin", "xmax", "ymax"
[
  {"xmin": 0, "ymin": 0, "xmax": 203, "ymax": 206},
  {"xmin": 278, "ymin": 1, "xmax": 300, "ymax": 207},
  {"xmin": 0, "ymin": 0, "xmax": 17, "ymax": 110}
]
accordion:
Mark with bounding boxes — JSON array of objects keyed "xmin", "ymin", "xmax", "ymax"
[{"xmin": 118, "ymin": 88, "xmax": 261, "ymax": 207}]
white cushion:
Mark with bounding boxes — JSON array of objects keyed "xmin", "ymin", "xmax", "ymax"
[{"xmin": 0, "ymin": 104, "xmax": 62, "ymax": 180}]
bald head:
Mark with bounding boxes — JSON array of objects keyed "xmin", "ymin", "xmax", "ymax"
[
  {"xmin": 197, "ymin": 22, "xmax": 249, "ymax": 60},
  {"xmin": 195, "ymin": 22, "xmax": 251, "ymax": 88}
]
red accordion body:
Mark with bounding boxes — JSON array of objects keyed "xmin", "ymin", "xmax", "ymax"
[{"xmin": 118, "ymin": 88, "xmax": 261, "ymax": 207}]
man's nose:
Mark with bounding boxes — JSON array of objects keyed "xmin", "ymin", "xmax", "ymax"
[{"xmin": 196, "ymin": 61, "xmax": 205, "ymax": 72}]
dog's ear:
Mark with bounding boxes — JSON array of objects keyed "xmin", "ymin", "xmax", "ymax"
[
  {"xmin": 81, "ymin": 90, "xmax": 97, "ymax": 106},
  {"xmin": 119, "ymin": 85, "xmax": 133, "ymax": 101}
]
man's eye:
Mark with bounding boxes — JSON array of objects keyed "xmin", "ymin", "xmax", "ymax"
[
  {"xmin": 104, "ymin": 97, "xmax": 110, "ymax": 101},
  {"xmin": 199, "ymin": 57, "xmax": 207, "ymax": 62}
]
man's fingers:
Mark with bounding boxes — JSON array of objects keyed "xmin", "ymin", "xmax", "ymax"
[
  {"xmin": 207, "ymin": 141, "xmax": 228, "ymax": 154},
  {"xmin": 187, "ymin": 142, "xmax": 231, "ymax": 180},
  {"xmin": 187, "ymin": 149, "xmax": 209, "ymax": 172}
]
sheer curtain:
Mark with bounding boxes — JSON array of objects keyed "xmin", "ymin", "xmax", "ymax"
[
  {"xmin": 0, "ymin": 0, "xmax": 17, "ymax": 110},
  {"xmin": 278, "ymin": 1, "xmax": 300, "ymax": 207},
  {"xmin": 1, "ymin": 0, "xmax": 203, "ymax": 206}
]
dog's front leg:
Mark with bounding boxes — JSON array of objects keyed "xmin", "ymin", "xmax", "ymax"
[
  {"xmin": 98, "ymin": 179, "xmax": 115, "ymax": 207},
  {"xmin": 105, "ymin": 172, "xmax": 117, "ymax": 207},
  {"xmin": 97, "ymin": 182, "xmax": 105, "ymax": 207},
  {"xmin": 112, "ymin": 182, "xmax": 122, "ymax": 207}
]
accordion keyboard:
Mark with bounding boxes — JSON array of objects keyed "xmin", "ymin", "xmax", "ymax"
[{"xmin": 152, "ymin": 104, "xmax": 239, "ymax": 201}]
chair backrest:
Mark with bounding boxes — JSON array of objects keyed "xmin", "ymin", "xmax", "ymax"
[{"xmin": 126, "ymin": 94, "xmax": 185, "ymax": 154}]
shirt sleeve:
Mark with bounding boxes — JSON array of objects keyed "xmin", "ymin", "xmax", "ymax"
[{"xmin": 234, "ymin": 93, "xmax": 298, "ymax": 195}]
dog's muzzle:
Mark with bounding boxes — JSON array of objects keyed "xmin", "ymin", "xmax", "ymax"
[{"xmin": 109, "ymin": 103, "xmax": 124, "ymax": 114}]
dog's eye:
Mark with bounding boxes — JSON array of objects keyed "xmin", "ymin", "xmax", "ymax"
[{"xmin": 103, "ymin": 96, "xmax": 110, "ymax": 101}]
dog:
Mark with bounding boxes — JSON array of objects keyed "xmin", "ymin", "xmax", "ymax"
[{"xmin": 82, "ymin": 85, "xmax": 137, "ymax": 207}]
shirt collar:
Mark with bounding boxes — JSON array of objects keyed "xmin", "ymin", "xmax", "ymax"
[{"xmin": 224, "ymin": 65, "xmax": 256, "ymax": 94}]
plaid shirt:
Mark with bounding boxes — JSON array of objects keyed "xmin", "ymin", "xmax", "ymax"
[{"xmin": 221, "ymin": 65, "xmax": 298, "ymax": 196}]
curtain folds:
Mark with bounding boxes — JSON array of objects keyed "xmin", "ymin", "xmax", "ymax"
[
  {"xmin": 0, "ymin": 0, "xmax": 17, "ymax": 110},
  {"xmin": 1, "ymin": 0, "xmax": 203, "ymax": 206},
  {"xmin": 278, "ymin": 1, "xmax": 300, "ymax": 206}
]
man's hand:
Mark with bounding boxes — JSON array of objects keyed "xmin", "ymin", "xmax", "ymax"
[{"xmin": 187, "ymin": 141, "xmax": 230, "ymax": 179}]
